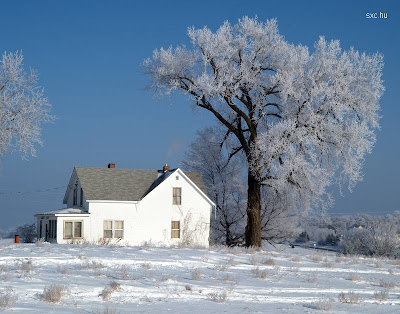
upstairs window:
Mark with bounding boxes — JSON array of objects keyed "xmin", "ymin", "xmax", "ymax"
[
  {"xmin": 104, "ymin": 220, "xmax": 124, "ymax": 239},
  {"xmin": 171, "ymin": 221, "xmax": 180, "ymax": 238},
  {"xmin": 73, "ymin": 183, "xmax": 78, "ymax": 206},
  {"xmin": 80, "ymin": 188, "xmax": 83, "ymax": 207},
  {"xmin": 173, "ymin": 187, "xmax": 181, "ymax": 205}
]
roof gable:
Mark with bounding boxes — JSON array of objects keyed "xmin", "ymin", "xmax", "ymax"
[{"xmin": 63, "ymin": 167, "xmax": 209, "ymax": 203}]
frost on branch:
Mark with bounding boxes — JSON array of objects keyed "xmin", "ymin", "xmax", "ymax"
[
  {"xmin": 182, "ymin": 127, "xmax": 246, "ymax": 246},
  {"xmin": 145, "ymin": 17, "xmax": 383, "ymax": 226},
  {"xmin": 0, "ymin": 51, "xmax": 54, "ymax": 159}
]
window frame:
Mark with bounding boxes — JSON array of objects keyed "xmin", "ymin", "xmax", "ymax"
[
  {"xmin": 63, "ymin": 220, "xmax": 83, "ymax": 239},
  {"xmin": 103, "ymin": 220, "xmax": 124, "ymax": 239},
  {"xmin": 172, "ymin": 187, "xmax": 182, "ymax": 205},
  {"xmin": 171, "ymin": 220, "xmax": 180, "ymax": 239}
]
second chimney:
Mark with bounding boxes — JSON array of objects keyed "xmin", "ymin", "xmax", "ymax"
[
  {"xmin": 108, "ymin": 163, "xmax": 115, "ymax": 169},
  {"xmin": 162, "ymin": 164, "xmax": 170, "ymax": 172}
]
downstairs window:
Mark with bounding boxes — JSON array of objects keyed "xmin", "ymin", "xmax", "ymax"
[
  {"xmin": 103, "ymin": 220, "xmax": 124, "ymax": 239},
  {"xmin": 171, "ymin": 221, "xmax": 180, "ymax": 239},
  {"xmin": 64, "ymin": 221, "xmax": 83, "ymax": 239}
]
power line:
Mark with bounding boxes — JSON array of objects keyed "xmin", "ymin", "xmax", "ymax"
[{"xmin": 0, "ymin": 185, "xmax": 67, "ymax": 196}]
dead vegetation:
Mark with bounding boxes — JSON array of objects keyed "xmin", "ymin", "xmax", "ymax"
[
  {"xmin": 306, "ymin": 297, "xmax": 334, "ymax": 311},
  {"xmin": 0, "ymin": 287, "xmax": 17, "ymax": 310},
  {"xmin": 338, "ymin": 291, "xmax": 362, "ymax": 304},
  {"xmin": 41, "ymin": 284, "xmax": 68, "ymax": 303},
  {"xmin": 207, "ymin": 291, "xmax": 227, "ymax": 303},
  {"xmin": 251, "ymin": 267, "xmax": 268, "ymax": 279},
  {"xmin": 191, "ymin": 268, "xmax": 204, "ymax": 280}
]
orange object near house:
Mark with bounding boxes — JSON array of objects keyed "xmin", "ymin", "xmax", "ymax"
[{"xmin": 14, "ymin": 235, "xmax": 20, "ymax": 243}]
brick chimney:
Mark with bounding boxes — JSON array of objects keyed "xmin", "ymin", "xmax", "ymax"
[
  {"xmin": 162, "ymin": 164, "xmax": 170, "ymax": 172},
  {"xmin": 108, "ymin": 163, "xmax": 115, "ymax": 168}
]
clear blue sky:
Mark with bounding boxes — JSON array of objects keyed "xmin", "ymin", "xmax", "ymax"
[{"xmin": 0, "ymin": 0, "xmax": 399, "ymax": 228}]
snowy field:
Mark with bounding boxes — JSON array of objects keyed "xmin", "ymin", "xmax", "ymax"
[{"xmin": 0, "ymin": 239, "xmax": 400, "ymax": 313}]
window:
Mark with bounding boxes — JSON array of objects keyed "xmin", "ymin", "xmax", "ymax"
[
  {"xmin": 73, "ymin": 183, "xmax": 78, "ymax": 206},
  {"xmin": 64, "ymin": 221, "xmax": 83, "ymax": 239},
  {"xmin": 104, "ymin": 220, "xmax": 112, "ymax": 238},
  {"xmin": 80, "ymin": 188, "xmax": 83, "ymax": 207},
  {"xmin": 103, "ymin": 220, "xmax": 124, "ymax": 239},
  {"xmin": 114, "ymin": 221, "xmax": 124, "ymax": 238},
  {"xmin": 171, "ymin": 221, "xmax": 180, "ymax": 238},
  {"xmin": 173, "ymin": 187, "xmax": 181, "ymax": 205}
]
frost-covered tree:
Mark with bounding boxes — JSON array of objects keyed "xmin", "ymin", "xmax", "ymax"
[
  {"xmin": 182, "ymin": 127, "xmax": 246, "ymax": 246},
  {"xmin": 144, "ymin": 17, "xmax": 384, "ymax": 247},
  {"xmin": 0, "ymin": 51, "xmax": 53, "ymax": 159}
]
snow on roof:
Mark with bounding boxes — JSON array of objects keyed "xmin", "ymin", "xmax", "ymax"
[{"xmin": 36, "ymin": 208, "xmax": 88, "ymax": 215}]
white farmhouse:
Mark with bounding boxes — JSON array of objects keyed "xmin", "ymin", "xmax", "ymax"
[{"xmin": 35, "ymin": 163, "xmax": 214, "ymax": 247}]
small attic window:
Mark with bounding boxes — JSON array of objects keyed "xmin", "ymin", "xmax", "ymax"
[{"xmin": 176, "ymin": 175, "xmax": 179, "ymax": 180}]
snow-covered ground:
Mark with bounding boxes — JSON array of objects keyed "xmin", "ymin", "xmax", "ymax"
[{"xmin": 0, "ymin": 239, "xmax": 399, "ymax": 313}]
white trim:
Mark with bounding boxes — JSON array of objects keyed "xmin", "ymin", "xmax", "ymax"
[
  {"xmin": 87, "ymin": 200, "xmax": 139, "ymax": 204},
  {"xmin": 175, "ymin": 169, "xmax": 215, "ymax": 206}
]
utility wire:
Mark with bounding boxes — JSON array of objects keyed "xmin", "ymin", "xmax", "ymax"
[{"xmin": 0, "ymin": 185, "xmax": 67, "ymax": 196}]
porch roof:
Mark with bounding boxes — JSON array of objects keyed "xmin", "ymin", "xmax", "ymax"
[{"xmin": 35, "ymin": 208, "xmax": 89, "ymax": 216}]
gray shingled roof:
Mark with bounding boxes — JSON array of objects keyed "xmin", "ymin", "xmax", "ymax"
[{"xmin": 66, "ymin": 167, "xmax": 208, "ymax": 202}]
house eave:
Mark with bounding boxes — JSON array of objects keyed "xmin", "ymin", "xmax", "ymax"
[{"xmin": 86, "ymin": 200, "xmax": 139, "ymax": 204}]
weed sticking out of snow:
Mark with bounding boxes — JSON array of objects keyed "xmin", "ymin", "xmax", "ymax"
[
  {"xmin": 207, "ymin": 291, "xmax": 227, "ymax": 303},
  {"xmin": 375, "ymin": 261, "xmax": 384, "ymax": 269},
  {"xmin": 40, "ymin": 284, "xmax": 68, "ymax": 303},
  {"xmin": 0, "ymin": 287, "xmax": 17, "ymax": 310},
  {"xmin": 56, "ymin": 265, "xmax": 68, "ymax": 275},
  {"xmin": 263, "ymin": 257, "xmax": 275, "ymax": 266},
  {"xmin": 335, "ymin": 257, "xmax": 345, "ymax": 263},
  {"xmin": 215, "ymin": 264, "xmax": 228, "ymax": 271},
  {"xmin": 306, "ymin": 275, "xmax": 318, "ymax": 284},
  {"xmin": 288, "ymin": 267, "xmax": 300, "ymax": 274},
  {"xmin": 141, "ymin": 295, "xmax": 154, "ymax": 303},
  {"xmin": 16, "ymin": 258, "xmax": 34, "ymax": 278},
  {"xmin": 109, "ymin": 281, "xmax": 121, "ymax": 291},
  {"xmin": 185, "ymin": 284, "xmax": 192, "ymax": 291},
  {"xmin": 273, "ymin": 265, "xmax": 281, "ymax": 272},
  {"xmin": 100, "ymin": 286, "xmax": 113, "ymax": 301},
  {"xmin": 245, "ymin": 247, "xmax": 257, "ymax": 254},
  {"xmin": 306, "ymin": 297, "xmax": 334, "ymax": 311},
  {"xmin": 291, "ymin": 257, "xmax": 301, "ymax": 263},
  {"xmin": 310, "ymin": 255, "xmax": 323, "ymax": 263},
  {"xmin": 374, "ymin": 289, "xmax": 389, "ymax": 302},
  {"xmin": 251, "ymin": 267, "xmax": 268, "ymax": 280},
  {"xmin": 248, "ymin": 256, "xmax": 261, "ymax": 265},
  {"xmin": 347, "ymin": 273, "xmax": 363, "ymax": 282},
  {"xmin": 141, "ymin": 262, "xmax": 152, "ymax": 269},
  {"xmin": 379, "ymin": 278, "xmax": 396, "ymax": 289},
  {"xmin": 35, "ymin": 239, "xmax": 45, "ymax": 247},
  {"xmin": 338, "ymin": 291, "xmax": 363, "ymax": 304},
  {"xmin": 94, "ymin": 306, "xmax": 117, "ymax": 314},
  {"xmin": 226, "ymin": 257, "xmax": 237, "ymax": 266},
  {"xmin": 118, "ymin": 265, "xmax": 132, "ymax": 280},
  {"xmin": 191, "ymin": 268, "xmax": 204, "ymax": 280}
]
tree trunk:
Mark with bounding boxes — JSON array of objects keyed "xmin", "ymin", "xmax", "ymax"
[{"xmin": 245, "ymin": 170, "xmax": 262, "ymax": 247}]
